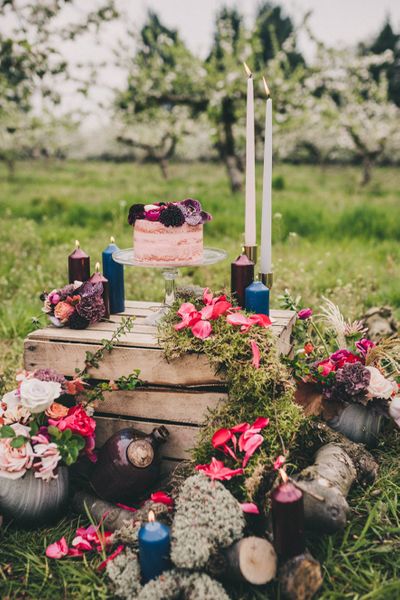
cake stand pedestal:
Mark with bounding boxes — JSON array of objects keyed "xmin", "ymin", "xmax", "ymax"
[{"xmin": 112, "ymin": 247, "xmax": 227, "ymax": 324}]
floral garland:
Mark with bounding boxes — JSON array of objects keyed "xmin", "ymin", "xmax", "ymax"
[{"xmin": 41, "ymin": 280, "xmax": 106, "ymax": 329}]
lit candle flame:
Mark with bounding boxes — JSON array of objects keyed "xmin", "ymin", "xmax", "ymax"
[
  {"xmin": 148, "ymin": 510, "xmax": 155, "ymax": 523},
  {"xmin": 75, "ymin": 240, "xmax": 80, "ymax": 249},
  {"xmin": 110, "ymin": 236, "xmax": 115, "ymax": 244},
  {"xmin": 243, "ymin": 61, "xmax": 252, "ymax": 78},
  {"xmin": 95, "ymin": 261, "xmax": 100, "ymax": 273},
  {"xmin": 262, "ymin": 76, "xmax": 271, "ymax": 98},
  {"xmin": 279, "ymin": 468, "xmax": 289, "ymax": 483}
]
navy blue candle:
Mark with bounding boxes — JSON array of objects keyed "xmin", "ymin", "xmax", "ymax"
[
  {"xmin": 245, "ymin": 280, "xmax": 270, "ymax": 315},
  {"xmin": 102, "ymin": 237, "xmax": 125, "ymax": 314},
  {"xmin": 139, "ymin": 511, "xmax": 171, "ymax": 583}
]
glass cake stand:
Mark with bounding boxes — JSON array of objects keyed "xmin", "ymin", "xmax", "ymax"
[{"xmin": 113, "ymin": 247, "xmax": 227, "ymax": 323}]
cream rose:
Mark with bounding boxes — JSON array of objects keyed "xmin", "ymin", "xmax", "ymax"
[
  {"xmin": 19, "ymin": 378, "xmax": 62, "ymax": 414},
  {"xmin": 389, "ymin": 397, "xmax": 400, "ymax": 428},
  {"xmin": 0, "ymin": 434, "xmax": 33, "ymax": 480},
  {"xmin": 366, "ymin": 366, "xmax": 397, "ymax": 400}
]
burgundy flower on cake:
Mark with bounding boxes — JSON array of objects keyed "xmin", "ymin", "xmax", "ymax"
[{"xmin": 178, "ymin": 198, "xmax": 212, "ymax": 225}]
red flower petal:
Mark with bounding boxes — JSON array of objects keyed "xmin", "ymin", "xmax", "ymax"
[
  {"xmin": 191, "ymin": 320, "xmax": 212, "ymax": 339},
  {"xmin": 240, "ymin": 502, "xmax": 260, "ymax": 514},
  {"xmin": 200, "ymin": 304, "xmax": 214, "ymax": 320},
  {"xmin": 249, "ymin": 314, "xmax": 272, "ymax": 328},
  {"xmin": 226, "ymin": 313, "xmax": 253, "ymax": 328},
  {"xmin": 203, "ymin": 288, "xmax": 213, "ymax": 305},
  {"xmin": 242, "ymin": 434, "xmax": 264, "ymax": 468},
  {"xmin": 98, "ymin": 544, "xmax": 125, "ymax": 571},
  {"xmin": 72, "ymin": 536, "xmax": 93, "ymax": 551},
  {"xmin": 116, "ymin": 503, "xmax": 137, "ymax": 513},
  {"xmin": 250, "ymin": 340, "xmax": 260, "ymax": 368},
  {"xmin": 273, "ymin": 455, "xmax": 286, "ymax": 470},
  {"xmin": 177, "ymin": 302, "xmax": 196, "ymax": 317},
  {"xmin": 212, "ymin": 428, "xmax": 232, "ymax": 448},
  {"xmin": 231, "ymin": 422, "xmax": 250, "ymax": 433},
  {"xmin": 46, "ymin": 537, "xmax": 68, "ymax": 559},
  {"xmin": 251, "ymin": 417, "xmax": 270, "ymax": 430},
  {"xmin": 195, "ymin": 457, "xmax": 244, "ymax": 481},
  {"xmin": 67, "ymin": 548, "xmax": 84, "ymax": 557},
  {"xmin": 150, "ymin": 491, "xmax": 174, "ymax": 506},
  {"xmin": 211, "ymin": 300, "xmax": 233, "ymax": 319}
]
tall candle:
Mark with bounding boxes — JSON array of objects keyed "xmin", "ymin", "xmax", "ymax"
[
  {"xmin": 68, "ymin": 240, "xmax": 90, "ymax": 284},
  {"xmin": 90, "ymin": 262, "xmax": 110, "ymax": 319},
  {"xmin": 271, "ymin": 478, "xmax": 305, "ymax": 561},
  {"xmin": 260, "ymin": 77, "xmax": 272, "ymax": 275},
  {"xmin": 139, "ymin": 511, "xmax": 170, "ymax": 583},
  {"xmin": 231, "ymin": 253, "xmax": 255, "ymax": 308},
  {"xmin": 244, "ymin": 62, "xmax": 256, "ymax": 247},
  {"xmin": 102, "ymin": 236, "xmax": 125, "ymax": 314}
]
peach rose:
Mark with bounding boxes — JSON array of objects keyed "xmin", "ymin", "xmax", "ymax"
[
  {"xmin": 54, "ymin": 301, "xmax": 75, "ymax": 323},
  {"xmin": 45, "ymin": 402, "xmax": 69, "ymax": 420}
]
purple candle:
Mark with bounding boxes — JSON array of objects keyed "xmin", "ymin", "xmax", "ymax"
[
  {"xmin": 231, "ymin": 253, "xmax": 255, "ymax": 308},
  {"xmin": 271, "ymin": 477, "xmax": 305, "ymax": 561},
  {"xmin": 68, "ymin": 240, "xmax": 90, "ymax": 284},
  {"xmin": 90, "ymin": 262, "xmax": 110, "ymax": 319}
]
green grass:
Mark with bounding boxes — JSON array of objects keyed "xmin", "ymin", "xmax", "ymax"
[{"xmin": 0, "ymin": 160, "xmax": 399, "ymax": 599}]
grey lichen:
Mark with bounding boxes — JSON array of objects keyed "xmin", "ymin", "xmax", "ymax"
[
  {"xmin": 106, "ymin": 547, "xmax": 142, "ymax": 599},
  {"xmin": 137, "ymin": 570, "xmax": 230, "ymax": 600},
  {"xmin": 171, "ymin": 473, "xmax": 245, "ymax": 569}
]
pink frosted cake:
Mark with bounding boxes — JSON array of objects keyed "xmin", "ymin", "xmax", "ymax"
[{"xmin": 128, "ymin": 199, "xmax": 212, "ymax": 264}]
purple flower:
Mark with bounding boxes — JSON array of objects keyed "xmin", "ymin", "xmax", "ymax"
[
  {"xmin": 128, "ymin": 204, "xmax": 145, "ymax": 226},
  {"xmin": 298, "ymin": 308, "xmax": 313, "ymax": 320},
  {"xmin": 177, "ymin": 198, "xmax": 212, "ymax": 226},
  {"xmin": 355, "ymin": 338, "xmax": 375, "ymax": 358},
  {"xmin": 324, "ymin": 362, "xmax": 371, "ymax": 404},
  {"xmin": 33, "ymin": 368, "xmax": 67, "ymax": 389},
  {"xmin": 75, "ymin": 281, "xmax": 106, "ymax": 323}
]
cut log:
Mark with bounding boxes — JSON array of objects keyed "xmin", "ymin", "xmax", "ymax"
[
  {"xmin": 279, "ymin": 551, "xmax": 323, "ymax": 600},
  {"xmin": 304, "ymin": 421, "xmax": 378, "ymax": 484},
  {"xmin": 223, "ymin": 537, "xmax": 277, "ymax": 585},
  {"xmin": 295, "ymin": 443, "xmax": 356, "ymax": 533}
]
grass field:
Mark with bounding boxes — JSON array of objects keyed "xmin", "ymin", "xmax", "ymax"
[{"xmin": 0, "ymin": 160, "xmax": 399, "ymax": 599}]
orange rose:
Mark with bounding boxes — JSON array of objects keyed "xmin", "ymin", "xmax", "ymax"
[
  {"xmin": 304, "ymin": 342, "xmax": 314, "ymax": 355},
  {"xmin": 45, "ymin": 402, "xmax": 69, "ymax": 419},
  {"xmin": 54, "ymin": 301, "xmax": 75, "ymax": 323}
]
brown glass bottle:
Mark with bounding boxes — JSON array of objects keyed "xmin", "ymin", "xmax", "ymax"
[{"xmin": 89, "ymin": 426, "xmax": 169, "ymax": 504}]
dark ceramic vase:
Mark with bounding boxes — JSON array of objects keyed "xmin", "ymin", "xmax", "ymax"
[
  {"xmin": 327, "ymin": 403, "xmax": 383, "ymax": 448},
  {"xmin": 0, "ymin": 467, "xmax": 69, "ymax": 527},
  {"xmin": 89, "ymin": 426, "xmax": 169, "ymax": 504}
]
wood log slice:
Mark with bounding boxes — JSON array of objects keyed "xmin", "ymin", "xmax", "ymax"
[
  {"xmin": 223, "ymin": 537, "xmax": 277, "ymax": 585},
  {"xmin": 279, "ymin": 551, "xmax": 323, "ymax": 600}
]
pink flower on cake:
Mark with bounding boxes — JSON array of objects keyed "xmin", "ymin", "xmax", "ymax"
[
  {"xmin": 366, "ymin": 366, "xmax": 397, "ymax": 399},
  {"xmin": 19, "ymin": 378, "xmax": 62, "ymax": 414}
]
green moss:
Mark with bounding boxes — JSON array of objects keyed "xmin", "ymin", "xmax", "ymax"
[{"xmin": 159, "ymin": 295, "xmax": 306, "ymax": 501}]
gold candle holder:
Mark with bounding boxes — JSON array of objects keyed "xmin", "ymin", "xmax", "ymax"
[
  {"xmin": 243, "ymin": 245, "xmax": 257, "ymax": 264},
  {"xmin": 260, "ymin": 272, "xmax": 273, "ymax": 289}
]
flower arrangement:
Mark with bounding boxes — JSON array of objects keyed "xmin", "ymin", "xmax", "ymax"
[
  {"xmin": 0, "ymin": 369, "xmax": 97, "ymax": 481},
  {"xmin": 41, "ymin": 280, "xmax": 106, "ymax": 329},
  {"xmin": 282, "ymin": 292, "xmax": 400, "ymax": 426},
  {"xmin": 128, "ymin": 198, "xmax": 212, "ymax": 228}
]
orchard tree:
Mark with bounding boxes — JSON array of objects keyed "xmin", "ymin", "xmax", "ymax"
[{"xmin": 0, "ymin": 0, "xmax": 118, "ymax": 176}]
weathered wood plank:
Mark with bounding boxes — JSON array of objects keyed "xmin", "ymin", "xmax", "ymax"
[
  {"xmin": 24, "ymin": 339, "xmax": 223, "ymax": 385},
  {"xmin": 94, "ymin": 388, "xmax": 227, "ymax": 424},
  {"xmin": 94, "ymin": 416, "xmax": 199, "ymax": 460},
  {"xmin": 28, "ymin": 327, "xmax": 159, "ymax": 348}
]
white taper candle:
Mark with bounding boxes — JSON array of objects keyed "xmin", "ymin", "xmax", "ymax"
[
  {"xmin": 244, "ymin": 62, "xmax": 256, "ymax": 247},
  {"xmin": 260, "ymin": 77, "xmax": 272, "ymax": 274}
]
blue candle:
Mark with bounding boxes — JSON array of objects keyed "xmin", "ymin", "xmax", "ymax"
[
  {"xmin": 102, "ymin": 236, "xmax": 125, "ymax": 314},
  {"xmin": 139, "ymin": 511, "xmax": 170, "ymax": 583},
  {"xmin": 245, "ymin": 280, "xmax": 270, "ymax": 315}
]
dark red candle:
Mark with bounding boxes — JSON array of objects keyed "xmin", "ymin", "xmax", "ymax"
[
  {"xmin": 68, "ymin": 240, "xmax": 90, "ymax": 284},
  {"xmin": 271, "ymin": 480, "xmax": 306, "ymax": 561},
  {"xmin": 90, "ymin": 262, "xmax": 110, "ymax": 319},
  {"xmin": 231, "ymin": 253, "xmax": 255, "ymax": 308}
]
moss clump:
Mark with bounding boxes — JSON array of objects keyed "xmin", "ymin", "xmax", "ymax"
[
  {"xmin": 106, "ymin": 547, "xmax": 142, "ymax": 599},
  {"xmin": 158, "ymin": 294, "xmax": 306, "ymax": 500},
  {"xmin": 171, "ymin": 473, "xmax": 245, "ymax": 569},
  {"xmin": 137, "ymin": 570, "xmax": 230, "ymax": 600}
]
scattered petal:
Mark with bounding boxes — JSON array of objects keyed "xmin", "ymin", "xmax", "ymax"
[
  {"xmin": 150, "ymin": 491, "xmax": 174, "ymax": 506},
  {"xmin": 191, "ymin": 320, "xmax": 212, "ymax": 339},
  {"xmin": 242, "ymin": 434, "xmax": 264, "ymax": 468},
  {"xmin": 98, "ymin": 544, "xmax": 125, "ymax": 571},
  {"xmin": 116, "ymin": 503, "xmax": 137, "ymax": 513},
  {"xmin": 240, "ymin": 502, "xmax": 260, "ymax": 514},
  {"xmin": 250, "ymin": 340, "xmax": 260, "ymax": 368},
  {"xmin": 273, "ymin": 455, "xmax": 286, "ymax": 470},
  {"xmin": 46, "ymin": 537, "xmax": 68, "ymax": 559}
]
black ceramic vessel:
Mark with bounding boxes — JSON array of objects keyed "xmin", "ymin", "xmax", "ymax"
[{"xmin": 89, "ymin": 426, "xmax": 169, "ymax": 504}]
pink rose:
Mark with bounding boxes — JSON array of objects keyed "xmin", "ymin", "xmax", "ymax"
[
  {"xmin": 366, "ymin": 367, "xmax": 397, "ymax": 400},
  {"xmin": 0, "ymin": 434, "xmax": 33, "ymax": 480}
]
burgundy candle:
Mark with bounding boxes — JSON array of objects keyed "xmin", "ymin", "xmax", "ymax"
[
  {"xmin": 68, "ymin": 240, "xmax": 90, "ymax": 284},
  {"xmin": 90, "ymin": 262, "xmax": 110, "ymax": 318},
  {"xmin": 271, "ymin": 479, "xmax": 306, "ymax": 561},
  {"xmin": 231, "ymin": 253, "xmax": 255, "ymax": 308}
]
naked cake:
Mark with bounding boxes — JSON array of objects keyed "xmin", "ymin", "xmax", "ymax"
[{"xmin": 128, "ymin": 199, "xmax": 212, "ymax": 264}]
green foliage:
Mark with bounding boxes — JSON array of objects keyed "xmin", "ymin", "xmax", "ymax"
[{"xmin": 47, "ymin": 426, "xmax": 86, "ymax": 466}]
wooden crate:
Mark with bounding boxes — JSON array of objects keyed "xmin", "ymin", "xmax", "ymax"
[{"xmin": 24, "ymin": 301, "xmax": 296, "ymax": 467}]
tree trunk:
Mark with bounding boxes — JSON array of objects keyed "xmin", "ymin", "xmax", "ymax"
[
  {"xmin": 159, "ymin": 157, "xmax": 169, "ymax": 179},
  {"xmin": 361, "ymin": 155, "xmax": 372, "ymax": 186},
  {"xmin": 279, "ymin": 551, "xmax": 323, "ymax": 600},
  {"xmin": 6, "ymin": 158, "xmax": 15, "ymax": 180},
  {"xmin": 295, "ymin": 443, "xmax": 356, "ymax": 533},
  {"xmin": 225, "ymin": 156, "xmax": 243, "ymax": 192},
  {"xmin": 220, "ymin": 97, "xmax": 243, "ymax": 193}
]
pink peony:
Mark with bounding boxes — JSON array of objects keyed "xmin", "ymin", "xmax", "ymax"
[
  {"xmin": 50, "ymin": 405, "xmax": 96, "ymax": 438},
  {"xmin": 298, "ymin": 308, "xmax": 313, "ymax": 320}
]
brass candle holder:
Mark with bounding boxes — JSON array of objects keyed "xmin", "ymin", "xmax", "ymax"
[
  {"xmin": 243, "ymin": 245, "xmax": 257, "ymax": 265},
  {"xmin": 260, "ymin": 272, "xmax": 273, "ymax": 289}
]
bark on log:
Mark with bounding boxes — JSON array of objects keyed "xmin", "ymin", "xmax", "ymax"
[
  {"xmin": 207, "ymin": 537, "xmax": 277, "ymax": 585},
  {"xmin": 279, "ymin": 551, "xmax": 323, "ymax": 600},
  {"xmin": 295, "ymin": 443, "xmax": 356, "ymax": 533},
  {"xmin": 304, "ymin": 421, "xmax": 378, "ymax": 484},
  {"xmin": 72, "ymin": 491, "xmax": 171, "ymax": 531}
]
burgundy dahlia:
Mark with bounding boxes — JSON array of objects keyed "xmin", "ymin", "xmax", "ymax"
[
  {"xmin": 159, "ymin": 204, "xmax": 186, "ymax": 227},
  {"xmin": 128, "ymin": 203, "xmax": 145, "ymax": 225}
]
